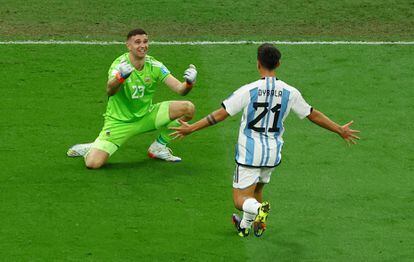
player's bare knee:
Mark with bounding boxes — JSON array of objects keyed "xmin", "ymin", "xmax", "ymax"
[
  {"xmin": 85, "ymin": 158, "xmax": 104, "ymax": 169},
  {"xmin": 183, "ymin": 101, "xmax": 195, "ymax": 119},
  {"xmin": 85, "ymin": 161, "xmax": 103, "ymax": 169}
]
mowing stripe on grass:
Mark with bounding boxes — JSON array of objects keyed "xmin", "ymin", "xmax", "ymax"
[{"xmin": 1, "ymin": 40, "xmax": 414, "ymax": 45}]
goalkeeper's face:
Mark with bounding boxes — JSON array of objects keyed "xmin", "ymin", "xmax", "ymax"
[{"xmin": 127, "ymin": 34, "xmax": 149, "ymax": 59}]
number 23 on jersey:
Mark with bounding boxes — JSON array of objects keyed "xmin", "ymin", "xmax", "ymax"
[{"xmin": 131, "ymin": 85, "xmax": 145, "ymax": 99}]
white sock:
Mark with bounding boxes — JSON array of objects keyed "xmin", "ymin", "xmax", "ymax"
[
  {"xmin": 242, "ymin": 198, "xmax": 261, "ymax": 215},
  {"xmin": 240, "ymin": 212, "xmax": 256, "ymax": 229},
  {"xmin": 152, "ymin": 140, "xmax": 165, "ymax": 148}
]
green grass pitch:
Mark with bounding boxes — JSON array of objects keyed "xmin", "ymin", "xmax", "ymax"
[
  {"xmin": 0, "ymin": 44, "xmax": 413, "ymax": 261},
  {"xmin": 1, "ymin": 0, "xmax": 414, "ymax": 260}
]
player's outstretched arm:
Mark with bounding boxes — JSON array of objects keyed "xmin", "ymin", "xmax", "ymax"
[
  {"xmin": 170, "ymin": 107, "xmax": 229, "ymax": 139},
  {"xmin": 164, "ymin": 64, "xmax": 197, "ymax": 96},
  {"xmin": 307, "ymin": 109, "xmax": 360, "ymax": 145}
]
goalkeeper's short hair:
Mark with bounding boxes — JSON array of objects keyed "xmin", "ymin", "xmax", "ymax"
[
  {"xmin": 127, "ymin": 28, "xmax": 147, "ymax": 40},
  {"xmin": 257, "ymin": 43, "xmax": 282, "ymax": 70}
]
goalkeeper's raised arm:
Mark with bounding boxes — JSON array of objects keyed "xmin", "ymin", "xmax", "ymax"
[{"xmin": 164, "ymin": 64, "xmax": 197, "ymax": 96}]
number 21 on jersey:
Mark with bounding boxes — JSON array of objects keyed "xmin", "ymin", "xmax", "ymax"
[{"xmin": 248, "ymin": 102, "xmax": 281, "ymax": 133}]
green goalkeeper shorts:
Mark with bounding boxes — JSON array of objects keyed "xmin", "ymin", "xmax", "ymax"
[{"xmin": 91, "ymin": 101, "xmax": 171, "ymax": 155}]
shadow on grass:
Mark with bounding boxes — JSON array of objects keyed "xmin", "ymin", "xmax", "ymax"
[
  {"xmin": 98, "ymin": 158, "xmax": 192, "ymax": 177},
  {"xmin": 104, "ymin": 158, "xmax": 156, "ymax": 170}
]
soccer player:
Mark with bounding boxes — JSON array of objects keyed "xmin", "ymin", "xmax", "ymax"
[
  {"xmin": 170, "ymin": 43, "xmax": 360, "ymax": 237},
  {"xmin": 67, "ymin": 28, "xmax": 198, "ymax": 169}
]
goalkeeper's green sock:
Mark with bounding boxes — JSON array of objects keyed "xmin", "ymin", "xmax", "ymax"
[{"xmin": 157, "ymin": 119, "xmax": 180, "ymax": 145}]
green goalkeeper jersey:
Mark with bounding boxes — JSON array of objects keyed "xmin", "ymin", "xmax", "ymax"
[{"xmin": 105, "ymin": 53, "xmax": 171, "ymax": 122}]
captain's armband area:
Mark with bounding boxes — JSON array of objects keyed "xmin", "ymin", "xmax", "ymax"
[
  {"xmin": 206, "ymin": 114, "xmax": 218, "ymax": 125},
  {"xmin": 115, "ymin": 72, "xmax": 126, "ymax": 84}
]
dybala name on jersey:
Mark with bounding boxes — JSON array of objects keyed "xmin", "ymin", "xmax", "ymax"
[{"xmin": 258, "ymin": 89, "xmax": 283, "ymax": 97}]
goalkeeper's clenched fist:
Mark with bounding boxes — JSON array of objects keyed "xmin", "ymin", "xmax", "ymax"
[
  {"xmin": 115, "ymin": 60, "xmax": 134, "ymax": 84},
  {"xmin": 183, "ymin": 64, "xmax": 197, "ymax": 87}
]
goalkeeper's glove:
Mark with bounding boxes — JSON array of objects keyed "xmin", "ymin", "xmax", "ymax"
[
  {"xmin": 183, "ymin": 64, "xmax": 197, "ymax": 87},
  {"xmin": 115, "ymin": 60, "xmax": 134, "ymax": 84}
]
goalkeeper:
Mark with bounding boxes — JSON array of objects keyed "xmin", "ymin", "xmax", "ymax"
[{"xmin": 67, "ymin": 28, "xmax": 197, "ymax": 169}]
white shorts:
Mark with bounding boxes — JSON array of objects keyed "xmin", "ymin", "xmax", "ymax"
[{"xmin": 232, "ymin": 164, "xmax": 275, "ymax": 189}]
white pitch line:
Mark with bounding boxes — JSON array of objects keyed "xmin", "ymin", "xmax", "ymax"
[
  {"xmin": 153, "ymin": 40, "xmax": 414, "ymax": 45},
  {"xmin": 0, "ymin": 40, "xmax": 414, "ymax": 45},
  {"xmin": 0, "ymin": 40, "xmax": 123, "ymax": 45}
]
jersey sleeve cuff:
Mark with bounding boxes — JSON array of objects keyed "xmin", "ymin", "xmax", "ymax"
[
  {"xmin": 300, "ymin": 106, "xmax": 313, "ymax": 119},
  {"xmin": 221, "ymin": 102, "xmax": 233, "ymax": 116},
  {"xmin": 161, "ymin": 73, "xmax": 171, "ymax": 83}
]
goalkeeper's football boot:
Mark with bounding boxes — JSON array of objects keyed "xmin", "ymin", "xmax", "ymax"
[
  {"xmin": 67, "ymin": 143, "xmax": 92, "ymax": 157},
  {"xmin": 232, "ymin": 214, "xmax": 250, "ymax": 237},
  {"xmin": 253, "ymin": 201, "xmax": 270, "ymax": 237},
  {"xmin": 148, "ymin": 142, "xmax": 181, "ymax": 162}
]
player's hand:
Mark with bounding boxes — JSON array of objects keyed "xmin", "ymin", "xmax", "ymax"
[
  {"xmin": 183, "ymin": 64, "xmax": 197, "ymax": 85},
  {"xmin": 118, "ymin": 60, "xmax": 134, "ymax": 79},
  {"xmin": 339, "ymin": 121, "xmax": 360, "ymax": 145},
  {"xmin": 169, "ymin": 119, "xmax": 193, "ymax": 139}
]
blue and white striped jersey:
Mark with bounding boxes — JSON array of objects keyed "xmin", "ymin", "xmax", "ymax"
[{"xmin": 222, "ymin": 77, "xmax": 312, "ymax": 167}]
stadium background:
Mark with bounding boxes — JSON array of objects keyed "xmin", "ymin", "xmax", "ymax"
[{"xmin": 0, "ymin": 0, "xmax": 413, "ymax": 260}]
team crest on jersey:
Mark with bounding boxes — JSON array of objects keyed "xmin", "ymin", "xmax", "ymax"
[
  {"xmin": 144, "ymin": 77, "xmax": 151, "ymax": 83},
  {"xmin": 105, "ymin": 129, "xmax": 111, "ymax": 136}
]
